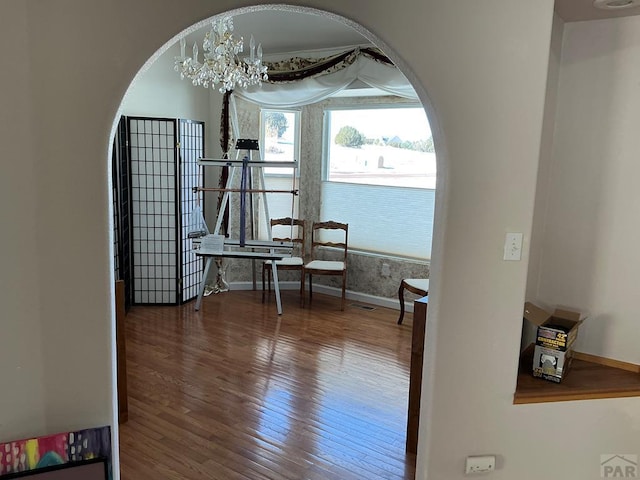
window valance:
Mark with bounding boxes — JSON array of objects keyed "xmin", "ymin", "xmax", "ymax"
[{"xmin": 232, "ymin": 46, "xmax": 418, "ymax": 108}]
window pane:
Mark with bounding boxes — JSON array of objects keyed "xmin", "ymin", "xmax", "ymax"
[
  {"xmin": 322, "ymin": 105, "xmax": 435, "ymax": 258},
  {"xmin": 258, "ymin": 109, "xmax": 300, "ymax": 238},
  {"xmin": 258, "ymin": 176, "xmax": 300, "ymax": 240},
  {"xmin": 261, "ymin": 109, "xmax": 299, "ymax": 176},
  {"xmin": 321, "ymin": 182, "xmax": 434, "ymax": 259},
  {"xmin": 326, "ymin": 107, "xmax": 435, "ymax": 189}
]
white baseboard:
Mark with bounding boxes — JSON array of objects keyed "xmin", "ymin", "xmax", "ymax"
[{"xmin": 228, "ymin": 281, "xmax": 412, "ymax": 313}]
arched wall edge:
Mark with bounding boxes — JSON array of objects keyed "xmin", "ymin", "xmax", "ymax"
[{"xmin": 106, "ymin": 4, "xmax": 450, "ymax": 476}]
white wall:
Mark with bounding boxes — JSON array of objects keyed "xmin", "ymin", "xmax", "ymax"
[
  {"xmin": 0, "ymin": 0, "xmax": 46, "ymax": 441},
  {"xmin": 524, "ymin": 13, "xmax": 565, "ymax": 349},
  {"xmin": 122, "ymin": 43, "xmax": 213, "ymax": 122},
  {"xmin": 121, "ymin": 37, "xmax": 222, "ymax": 156},
  {"xmin": 536, "ymin": 15, "xmax": 640, "ymax": 364},
  {"xmin": 2, "ymin": 1, "xmax": 639, "ymax": 480}
]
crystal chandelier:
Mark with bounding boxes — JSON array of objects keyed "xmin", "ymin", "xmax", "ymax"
[{"xmin": 174, "ymin": 16, "xmax": 268, "ymax": 93}]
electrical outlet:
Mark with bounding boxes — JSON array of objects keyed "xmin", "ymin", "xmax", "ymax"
[{"xmin": 465, "ymin": 455, "xmax": 496, "ymax": 475}]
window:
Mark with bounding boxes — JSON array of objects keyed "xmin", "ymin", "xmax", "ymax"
[
  {"xmin": 258, "ymin": 109, "xmax": 301, "ymax": 237},
  {"xmin": 322, "ymin": 105, "xmax": 435, "ymax": 259},
  {"xmin": 260, "ymin": 109, "xmax": 301, "ymax": 176}
]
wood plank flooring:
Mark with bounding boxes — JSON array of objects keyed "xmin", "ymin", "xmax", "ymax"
[{"xmin": 119, "ymin": 290, "xmax": 416, "ymax": 480}]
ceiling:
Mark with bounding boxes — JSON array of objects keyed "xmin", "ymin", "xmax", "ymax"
[
  {"xmin": 233, "ymin": 11, "xmax": 367, "ymax": 54},
  {"xmin": 555, "ymin": 0, "xmax": 640, "ymax": 22},
  {"xmin": 181, "ymin": 3, "xmax": 640, "ymax": 59},
  {"xmin": 182, "ymin": 11, "xmax": 367, "ymax": 57}
]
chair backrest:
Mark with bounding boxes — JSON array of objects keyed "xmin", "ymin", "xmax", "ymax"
[
  {"xmin": 310, "ymin": 220, "xmax": 348, "ymax": 264},
  {"xmin": 270, "ymin": 217, "xmax": 305, "ymax": 258}
]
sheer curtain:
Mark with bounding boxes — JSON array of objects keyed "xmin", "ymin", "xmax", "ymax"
[
  {"xmin": 234, "ymin": 48, "xmax": 418, "ymax": 108},
  {"xmin": 223, "ymin": 46, "xmax": 417, "ymax": 149},
  {"xmin": 223, "ymin": 44, "xmax": 419, "ymax": 196}
]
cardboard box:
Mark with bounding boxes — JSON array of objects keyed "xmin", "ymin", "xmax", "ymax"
[{"xmin": 523, "ymin": 302, "xmax": 585, "ymax": 383}]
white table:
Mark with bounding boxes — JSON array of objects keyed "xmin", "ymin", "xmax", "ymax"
[{"xmin": 194, "ymin": 240, "xmax": 292, "ymax": 315}]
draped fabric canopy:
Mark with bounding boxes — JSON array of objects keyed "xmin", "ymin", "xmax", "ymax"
[
  {"xmin": 222, "ymin": 46, "xmax": 418, "ymax": 151},
  {"xmin": 217, "ymin": 46, "xmax": 418, "ymax": 233},
  {"xmin": 232, "ymin": 46, "xmax": 418, "ymax": 109}
]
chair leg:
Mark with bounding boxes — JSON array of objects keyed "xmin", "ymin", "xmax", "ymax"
[
  {"xmin": 299, "ymin": 268, "xmax": 305, "ymax": 307},
  {"xmin": 341, "ymin": 273, "xmax": 346, "ymax": 311},
  {"xmin": 397, "ymin": 281, "xmax": 406, "ymax": 324},
  {"xmin": 308, "ymin": 273, "xmax": 313, "ymax": 303},
  {"xmin": 261, "ymin": 265, "xmax": 266, "ymax": 303}
]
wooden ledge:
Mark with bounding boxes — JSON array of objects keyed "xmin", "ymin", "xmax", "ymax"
[{"xmin": 514, "ymin": 345, "xmax": 640, "ymax": 404}]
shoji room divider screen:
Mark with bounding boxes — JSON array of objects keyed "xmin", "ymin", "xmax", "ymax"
[{"xmin": 112, "ymin": 116, "xmax": 205, "ymax": 306}]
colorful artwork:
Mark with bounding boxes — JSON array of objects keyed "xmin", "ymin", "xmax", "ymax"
[{"xmin": 0, "ymin": 426, "xmax": 111, "ymax": 477}]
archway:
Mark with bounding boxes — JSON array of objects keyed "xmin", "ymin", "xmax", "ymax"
[{"xmin": 110, "ymin": 5, "xmax": 445, "ymax": 479}]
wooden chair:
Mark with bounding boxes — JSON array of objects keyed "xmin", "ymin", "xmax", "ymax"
[
  {"xmin": 262, "ymin": 217, "xmax": 306, "ymax": 303},
  {"xmin": 397, "ymin": 278, "xmax": 429, "ymax": 324},
  {"xmin": 303, "ymin": 221, "xmax": 349, "ymax": 310}
]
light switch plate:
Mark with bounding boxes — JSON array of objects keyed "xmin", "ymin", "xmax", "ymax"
[{"xmin": 503, "ymin": 232, "xmax": 523, "ymax": 261}]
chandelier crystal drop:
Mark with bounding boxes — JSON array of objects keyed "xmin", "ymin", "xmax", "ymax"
[{"xmin": 174, "ymin": 16, "xmax": 268, "ymax": 93}]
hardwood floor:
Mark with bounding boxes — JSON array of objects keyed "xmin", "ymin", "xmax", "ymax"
[{"xmin": 119, "ymin": 290, "xmax": 416, "ymax": 480}]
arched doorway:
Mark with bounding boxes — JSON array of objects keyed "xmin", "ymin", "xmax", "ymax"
[{"xmin": 111, "ymin": 4, "xmax": 440, "ymax": 480}]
